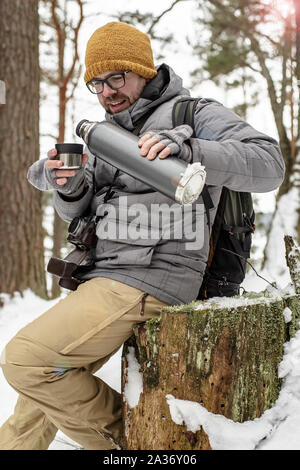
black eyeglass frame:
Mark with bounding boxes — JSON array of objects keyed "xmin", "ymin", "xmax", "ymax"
[{"xmin": 86, "ymin": 71, "xmax": 131, "ymax": 94}]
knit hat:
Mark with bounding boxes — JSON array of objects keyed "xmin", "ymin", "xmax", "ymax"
[{"xmin": 84, "ymin": 22, "xmax": 157, "ymax": 83}]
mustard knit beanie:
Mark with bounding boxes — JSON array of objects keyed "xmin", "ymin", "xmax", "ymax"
[{"xmin": 84, "ymin": 22, "xmax": 157, "ymax": 83}]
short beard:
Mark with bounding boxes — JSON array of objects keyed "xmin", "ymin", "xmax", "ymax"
[{"xmin": 99, "ymin": 92, "xmax": 126, "ymax": 114}]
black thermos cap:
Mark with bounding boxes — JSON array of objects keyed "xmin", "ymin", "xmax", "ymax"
[{"xmin": 55, "ymin": 143, "xmax": 83, "ymax": 154}]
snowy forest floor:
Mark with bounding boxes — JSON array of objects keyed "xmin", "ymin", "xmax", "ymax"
[{"xmin": 1, "ymin": 269, "xmax": 300, "ymax": 450}]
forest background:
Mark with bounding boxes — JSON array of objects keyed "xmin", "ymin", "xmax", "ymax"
[
  {"xmin": 0, "ymin": 0, "xmax": 299, "ymax": 451},
  {"xmin": 1, "ymin": 0, "xmax": 299, "ymax": 299}
]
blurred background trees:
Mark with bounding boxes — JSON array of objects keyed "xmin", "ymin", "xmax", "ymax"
[
  {"xmin": 190, "ymin": 0, "xmax": 299, "ymax": 271},
  {"xmin": 40, "ymin": 0, "xmax": 84, "ymax": 298}
]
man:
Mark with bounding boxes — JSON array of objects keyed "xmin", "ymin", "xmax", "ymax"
[{"xmin": 0, "ymin": 22, "xmax": 284, "ymax": 450}]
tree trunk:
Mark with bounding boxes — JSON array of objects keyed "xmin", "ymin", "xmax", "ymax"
[
  {"xmin": 0, "ymin": 0, "xmax": 47, "ymax": 298},
  {"xmin": 121, "ymin": 238, "xmax": 300, "ymax": 450}
]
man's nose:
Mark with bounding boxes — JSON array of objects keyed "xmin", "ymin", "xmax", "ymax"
[{"xmin": 102, "ymin": 82, "xmax": 117, "ymax": 97}]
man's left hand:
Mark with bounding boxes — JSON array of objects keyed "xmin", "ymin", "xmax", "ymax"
[
  {"xmin": 138, "ymin": 133, "xmax": 171, "ymax": 160},
  {"xmin": 138, "ymin": 124, "xmax": 193, "ymax": 161}
]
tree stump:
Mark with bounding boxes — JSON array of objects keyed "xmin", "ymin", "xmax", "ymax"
[{"xmin": 121, "ymin": 237, "xmax": 300, "ymax": 450}]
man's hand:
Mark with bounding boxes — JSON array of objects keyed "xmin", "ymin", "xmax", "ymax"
[
  {"xmin": 138, "ymin": 125, "xmax": 194, "ymax": 162},
  {"xmin": 138, "ymin": 134, "xmax": 171, "ymax": 160},
  {"xmin": 45, "ymin": 148, "xmax": 89, "ymax": 186}
]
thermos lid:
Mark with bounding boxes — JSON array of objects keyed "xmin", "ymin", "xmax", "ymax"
[
  {"xmin": 55, "ymin": 143, "xmax": 83, "ymax": 154},
  {"xmin": 175, "ymin": 163, "xmax": 207, "ymax": 205},
  {"xmin": 76, "ymin": 119, "xmax": 89, "ymax": 138}
]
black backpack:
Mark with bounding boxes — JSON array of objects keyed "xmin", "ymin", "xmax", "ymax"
[{"xmin": 172, "ymin": 98, "xmax": 255, "ymax": 300}]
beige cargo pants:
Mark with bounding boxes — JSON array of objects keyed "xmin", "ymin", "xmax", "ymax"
[{"xmin": 0, "ymin": 277, "xmax": 168, "ymax": 450}]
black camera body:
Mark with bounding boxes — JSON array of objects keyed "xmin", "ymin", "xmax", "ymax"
[
  {"xmin": 47, "ymin": 216, "xmax": 98, "ymax": 291},
  {"xmin": 67, "ymin": 216, "xmax": 98, "ymax": 251}
]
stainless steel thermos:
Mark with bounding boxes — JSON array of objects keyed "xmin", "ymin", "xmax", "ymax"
[{"xmin": 76, "ymin": 119, "xmax": 206, "ymax": 205}]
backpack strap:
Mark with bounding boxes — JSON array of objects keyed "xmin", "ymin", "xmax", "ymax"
[
  {"xmin": 240, "ymin": 192, "xmax": 256, "ymax": 232},
  {"xmin": 222, "ymin": 224, "xmax": 254, "ymax": 234},
  {"xmin": 206, "ymin": 187, "xmax": 228, "ymax": 267},
  {"xmin": 172, "ymin": 98, "xmax": 199, "ymax": 137},
  {"xmin": 201, "ymin": 185, "xmax": 213, "ymax": 229},
  {"xmin": 172, "ymin": 97, "xmax": 214, "ymax": 226}
]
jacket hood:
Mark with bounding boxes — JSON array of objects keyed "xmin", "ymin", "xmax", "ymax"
[{"xmin": 105, "ymin": 63, "xmax": 190, "ymax": 130}]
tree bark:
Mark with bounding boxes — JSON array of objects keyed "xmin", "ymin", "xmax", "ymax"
[
  {"xmin": 284, "ymin": 235, "xmax": 300, "ymax": 295},
  {"xmin": 122, "ymin": 239, "xmax": 300, "ymax": 450},
  {"xmin": 0, "ymin": 0, "xmax": 47, "ymax": 298}
]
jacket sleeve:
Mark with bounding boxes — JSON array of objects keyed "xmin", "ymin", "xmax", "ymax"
[
  {"xmin": 27, "ymin": 150, "xmax": 95, "ymax": 222},
  {"xmin": 52, "ymin": 181, "xmax": 93, "ymax": 223},
  {"xmin": 191, "ymin": 101, "xmax": 285, "ymax": 193}
]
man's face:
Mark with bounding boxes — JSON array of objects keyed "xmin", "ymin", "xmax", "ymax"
[{"xmin": 94, "ymin": 70, "xmax": 147, "ymax": 114}]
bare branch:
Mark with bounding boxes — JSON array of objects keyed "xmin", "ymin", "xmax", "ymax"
[
  {"xmin": 50, "ymin": 0, "xmax": 69, "ymax": 82},
  {"xmin": 40, "ymin": 132, "xmax": 59, "ymax": 140},
  {"xmin": 147, "ymin": 0, "xmax": 187, "ymax": 36},
  {"xmin": 66, "ymin": 64, "xmax": 82, "ymax": 102},
  {"xmin": 63, "ymin": 0, "xmax": 84, "ymax": 87},
  {"xmin": 279, "ymin": 18, "xmax": 291, "ymax": 120},
  {"xmin": 40, "ymin": 67, "xmax": 58, "ymax": 85},
  {"xmin": 114, "ymin": 0, "xmax": 188, "ymax": 39}
]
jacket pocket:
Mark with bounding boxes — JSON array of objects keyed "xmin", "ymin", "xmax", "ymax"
[
  {"xmin": 98, "ymin": 242, "xmax": 156, "ymax": 267},
  {"xmin": 96, "ymin": 218, "xmax": 161, "ymax": 268}
]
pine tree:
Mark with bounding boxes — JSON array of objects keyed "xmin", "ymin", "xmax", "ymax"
[{"xmin": 0, "ymin": 0, "xmax": 47, "ymax": 299}]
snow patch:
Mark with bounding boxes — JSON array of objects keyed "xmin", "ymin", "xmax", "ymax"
[
  {"xmin": 263, "ymin": 186, "xmax": 299, "ymax": 280},
  {"xmin": 194, "ymin": 287, "xmax": 283, "ymax": 312},
  {"xmin": 283, "ymin": 307, "xmax": 293, "ymax": 323},
  {"xmin": 166, "ymin": 394, "xmax": 273, "ymax": 450},
  {"xmin": 124, "ymin": 346, "xmax": 143, "ymax": 409}
]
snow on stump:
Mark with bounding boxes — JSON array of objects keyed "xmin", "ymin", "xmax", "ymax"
[{"xmin": 121, "ymin": 236, "xmax": 300, "ymax": 450}]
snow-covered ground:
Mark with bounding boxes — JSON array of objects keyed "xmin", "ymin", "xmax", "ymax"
[{"xmin": 1, "ymin": 265, "xmax": 300, "ymax": 450}]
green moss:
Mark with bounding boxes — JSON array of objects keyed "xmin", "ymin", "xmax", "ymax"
[
  {"xmin": 131, "ymin": 292, "xmax": 300, "ymax": 420},
  {"xmin": 136, "ymin": 317, "xmax": 161, "ymax": 388},
  {"xmin": 146, "ymin": 315, "xmax": 162, "ymax": 327}
]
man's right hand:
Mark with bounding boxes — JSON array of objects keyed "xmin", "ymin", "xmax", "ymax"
[{"xmin": 45, "ymin": 148, "xmax": 89, "ymax": 186}]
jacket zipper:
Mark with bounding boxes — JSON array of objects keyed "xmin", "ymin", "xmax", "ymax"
[{"xmin": 140, "ymin": 293, "xmax": 148, "ymax": 316}]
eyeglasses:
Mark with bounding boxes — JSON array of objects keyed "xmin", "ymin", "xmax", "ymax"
[{"xmin": 86, "ymin": 71, "xmax": 131, "ymax": 94}]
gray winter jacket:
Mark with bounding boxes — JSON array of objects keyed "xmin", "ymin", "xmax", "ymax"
[{"xmin": 28, "ymin": 64, "xmax": 285, "ymax": 305}]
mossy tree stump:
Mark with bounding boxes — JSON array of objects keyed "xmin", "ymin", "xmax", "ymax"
[{"xmin": 121, "ymin": 236, "xmax": 300, "ymax": 450}]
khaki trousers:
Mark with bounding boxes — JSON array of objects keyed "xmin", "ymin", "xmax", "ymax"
[{"xmin": 0, "ymin": 277, "xmax": 167, "ymax": 450}]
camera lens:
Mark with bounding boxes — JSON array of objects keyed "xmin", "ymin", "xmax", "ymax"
[{"xmin": 68, "ymin": 217, "xmax": 85, "ymax": 237}]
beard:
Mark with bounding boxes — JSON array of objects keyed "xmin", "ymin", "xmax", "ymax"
[
  {"xmin": 98, "ymin": 78, "xmax": 146, "ymax": 115},
  {"xmin": 101, "ymin": 92, "xmax": 132, "ymax": 114}
]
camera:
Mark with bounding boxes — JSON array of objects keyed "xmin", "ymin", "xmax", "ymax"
[
  {"xmin": 47, "ymin": 216, "xmax": 98, "ymax": 290},
  {"xmin": 67, "ymin": 216, "xmax": 97, "ymax": 250}
]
